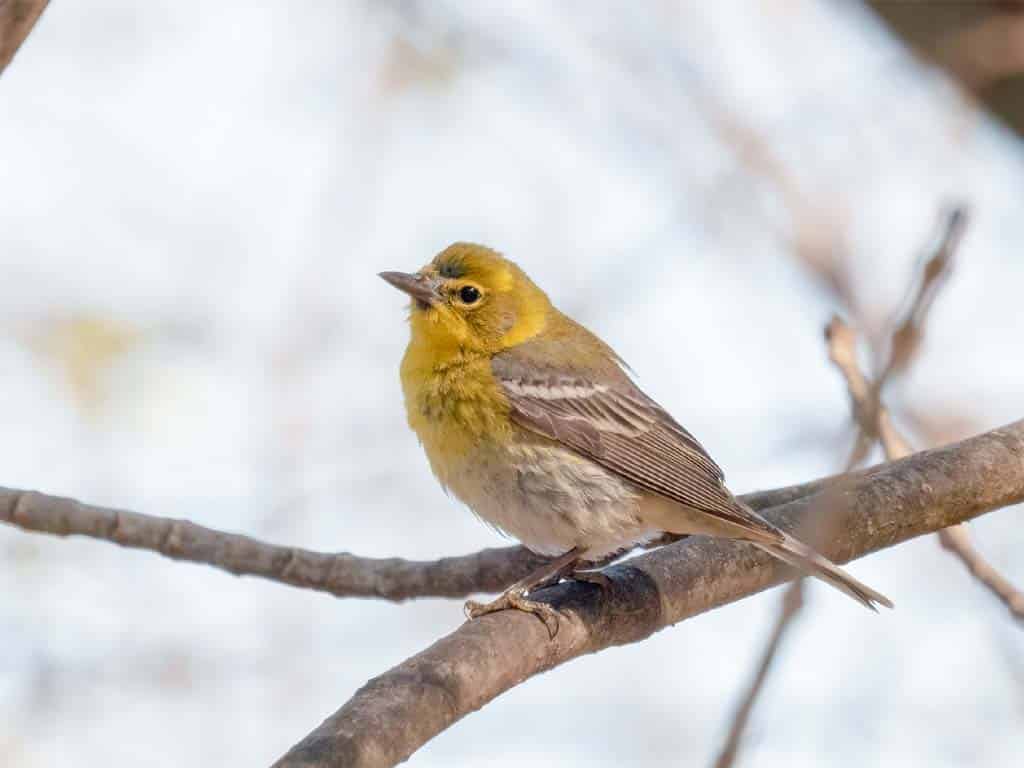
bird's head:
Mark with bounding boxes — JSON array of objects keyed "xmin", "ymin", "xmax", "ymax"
[{"xmin": 380, "ymin": 243, "xmax": 552, "ymax": 356}]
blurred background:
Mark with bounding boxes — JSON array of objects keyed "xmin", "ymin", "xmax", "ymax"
[{"xmin": 2, "ymin": 2, "xmax": 1023, "ymax": 766}]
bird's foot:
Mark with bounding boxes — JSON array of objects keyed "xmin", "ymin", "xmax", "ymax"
[{"xmin": 464, "ymin": 588, "xmax": 563, "ymax": 638}]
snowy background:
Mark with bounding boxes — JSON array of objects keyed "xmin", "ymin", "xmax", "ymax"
[{"xmin": 2, "ymin": 2, "xmax": 1023, "ymax": 766}]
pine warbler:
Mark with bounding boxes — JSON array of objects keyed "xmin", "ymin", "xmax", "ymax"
[{"xmin": 381, "ymin": 243, "xmax": 891, "ymax": 634}]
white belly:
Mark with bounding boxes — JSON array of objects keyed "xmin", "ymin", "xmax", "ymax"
[{"xmin": 438, "ymin": 437, "xmax": 658, "ymax": 559}]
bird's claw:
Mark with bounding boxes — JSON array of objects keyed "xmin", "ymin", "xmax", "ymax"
[{"xmin": 464, "ymin": 589, "xmax": 562, "ymax": 638}]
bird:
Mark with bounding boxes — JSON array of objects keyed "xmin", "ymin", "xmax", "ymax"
[{"xmin": 380, "ymin": 243, "xmax": 892, "ymax": 634}]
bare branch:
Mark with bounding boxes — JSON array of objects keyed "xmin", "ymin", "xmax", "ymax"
[
  {"xmin": 0, "ymin": 480, "xmax": 830, "ymax": 602},
  {"xmin": 713, "ymin": 405, "xmax": 870, "ymax": 768},
  {"xmin": 826, "ymin": 316, "xmax": 876, "ymax": 435},
  {"xmin": 827, "ymin": 318, "xmax": 1024, "ymax": 623},
  {"xmin": 273, "ymin": 420, "xmax": 1024, "ymax": 768},
  {"xmin": 826, "ymin": 316, "xmax": 912, "ymax": 460},
  {"xmin": 936, "ymin": 11, "xmax": 1024, "ymax": 92},
  {"xmin": 0, "ymin": 0, "xmax": 48, "ymax": 74},
  {"xmin": 714, "ymin": 206, "xmax": 961, "ymax": 763},
  {"xmin": 878, "ymin": 207, "xmax": 967, "ymax": 386},
  {"xmin": 825, "ymin": 207, "xmax": 967, "ymax": 455},
  {"xmin": 938, "ymin": 525, "xmax": 1024, "ymax": 620},
  {"xmin": 830, "ymin": 208, "xmax": 968, "ymax": 457},
  {"xmin": 823, "ymin": 204, "xmax": 1024, "ymax": 624}
]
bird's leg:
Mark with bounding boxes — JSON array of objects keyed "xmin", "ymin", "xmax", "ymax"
[
  {"xmin": 464, "ymin": 547, "xmax": 582, "ymax": 638},
  {"xmin": 566, "ymin": 567, "xmax": 614, "ymax": 591}
]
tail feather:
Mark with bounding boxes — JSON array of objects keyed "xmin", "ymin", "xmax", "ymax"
[{"xmin": 753, "ymin": 534, "xmax": 894, "ymax": 611}]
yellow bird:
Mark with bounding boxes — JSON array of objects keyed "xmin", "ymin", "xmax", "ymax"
[{"xmin": 381, "ymin": 243, "xmax": 891, "ymax": 633}]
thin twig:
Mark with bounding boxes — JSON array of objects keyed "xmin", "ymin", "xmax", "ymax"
[
  {"xmin": 828, "ymin": 317, "xmax": 1024, "ymax": 623},
  {"xmin": 876, "ymin": 207, "xmax": 967, "ymax": 387},
  {"xmin": 713, "ymin": 581, "xmax": 804, "ymax": 768},
  {"xmin": 0, "ymin": 480, "xmax": 831, "ymax": 602},
  {"xmin": 825, "ymin": 316, "xmax": 914, "ymax": 461},
  {"xmin": 938, "ymin": 525, "xmax": 1024, "ymax": 619},
  {"xmin": 719, "ymin": 207, "xmax": 987, "ymax": 768},
  {"xmin": 825, "ymin": 206, "xmax": 1024, "ymax": 623},
  {"xmin": 712, "ymin": 337, "xmax": 874, "ymax": 768}
]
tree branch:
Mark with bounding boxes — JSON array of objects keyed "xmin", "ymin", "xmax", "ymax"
[
  {"xmin": 273, "ymin": 419, "xmax": 1024, "ymax": 768},
  {"xmin": 936, "ymin": 10, "xmax": 1024, "ymax": 93},
  {"xmin": 827, "ymin": 317, "xmax": 1024, "ymax": 623},
  {"xmin": 877, "ymin": 207, "xmax": 966, "ymax": 387},
  {"xmin": 825, "ymin": 206, "xmax": 1024, "ymax": 624},
  {"xmin": 711, "ymin": 475, "xmax": 868, "ymax": 768},
  {"xmin": 0, "ymin": 480, "xmax": 829, "ymax": 602},
  {"xmin": 0, "ymin": 0, "xmax": 48, "ymax": 74},
  {"xmin": 712, "ymin": 581, "xmax": 804, "ymax": 768},
  {"xmin": 938, "ymin": 524, "xmax": 1024, "ymax": 619}
]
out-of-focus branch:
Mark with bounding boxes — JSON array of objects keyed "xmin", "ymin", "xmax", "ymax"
[
  {"xmin": 938, "ymin": 525, "xmax": 1024, "ymax": 618},
  {"xmin": 877, "ymin": 208, "xmax": 967, "ymax": 386},
  {"xmin": 824, "ymin": 206, "xmax": 1023, "ymax": 623},
  {"xmin": 827, "ymin": 207, "xmax": 962, "ymax": 468},
  {"xmin": 714, "ymin": 492, "xmax": 851, "ymax": 768},
  {"xmin": 866, "ymin": 2, "xmax": 1024, "ymax": 138},
  {"xmin": 0, "ymin": 0, "xmax": 48, "ymax": 74},
  {"xmin": 728, "ymin": 207, "xmax": 990, "ymax": 768},
  {"xmin": 0, "ymin": 480, "xmax": 828, "ymax": 602},
  {"xmin": 714, "ymin": 220, "xmax": 972, "ymax": 768},
  {"xmin": 937, "ymin": 11, "xmax": 1024, "ymax": 93},
  {"xmin": 712, "ymin": 581, "xmax": 803, "ymax": 768},
  {"xmin": 713, "ymin": 328, "xmax": 876, "ymax": 768},
  {"xmin": 827, "ymin": 316, "xmax": 1024, "ymax": 623},
  {"xmin": 274, "ymin": 420, "xmax": 1024, "ymax": 768},
  {"xmin": 827, "ymin": 317, "xmax": 913, "ymax": 460},
  {"xmin": 826, "ymin": 317, "xmax": 912, "ymax": 460}
]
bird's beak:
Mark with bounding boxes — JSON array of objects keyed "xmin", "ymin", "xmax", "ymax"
[{"xmin": 378, "ymin": 271, "xmax": 441, "ymax": 307}]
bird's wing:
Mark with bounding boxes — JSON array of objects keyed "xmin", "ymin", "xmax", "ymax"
[{"xmin": 492, "ymin": 345, "xmax": 779, "ymax": 538}]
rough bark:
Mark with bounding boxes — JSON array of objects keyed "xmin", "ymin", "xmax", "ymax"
[{"xmin": 273, "ymin": 419, "xmax": 1024, "ymax": 768}]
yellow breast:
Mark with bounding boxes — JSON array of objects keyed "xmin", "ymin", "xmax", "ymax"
[{"xmin": 400, "ymin": 341, "xmax": 512, "ymax": 488}]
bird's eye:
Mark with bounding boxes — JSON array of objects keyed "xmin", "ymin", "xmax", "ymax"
[{"xmin": 458, "ymin": 285, "xmax": 481, "ymax": 304}]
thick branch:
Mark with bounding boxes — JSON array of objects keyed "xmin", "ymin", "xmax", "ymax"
[
  {"xmin": 0, "ymin": 0, "xmax": 48, "ymax": 74},
  {"xmin": 273, "ymin": 419, "xmax": 1024, "ymax": 768},
  {"xmin": 0, "ymin": 480, "xmax": 826, "ymax": 602}
]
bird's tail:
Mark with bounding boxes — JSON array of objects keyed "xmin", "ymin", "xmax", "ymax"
[{"xmin": 752, "ymin": 534, "xmax": 894, "ymax": 611}]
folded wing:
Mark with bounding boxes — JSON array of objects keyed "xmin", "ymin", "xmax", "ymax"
[{"xmin": 492, "ymin": 342, "xmax": 779, "ymax": 539}]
